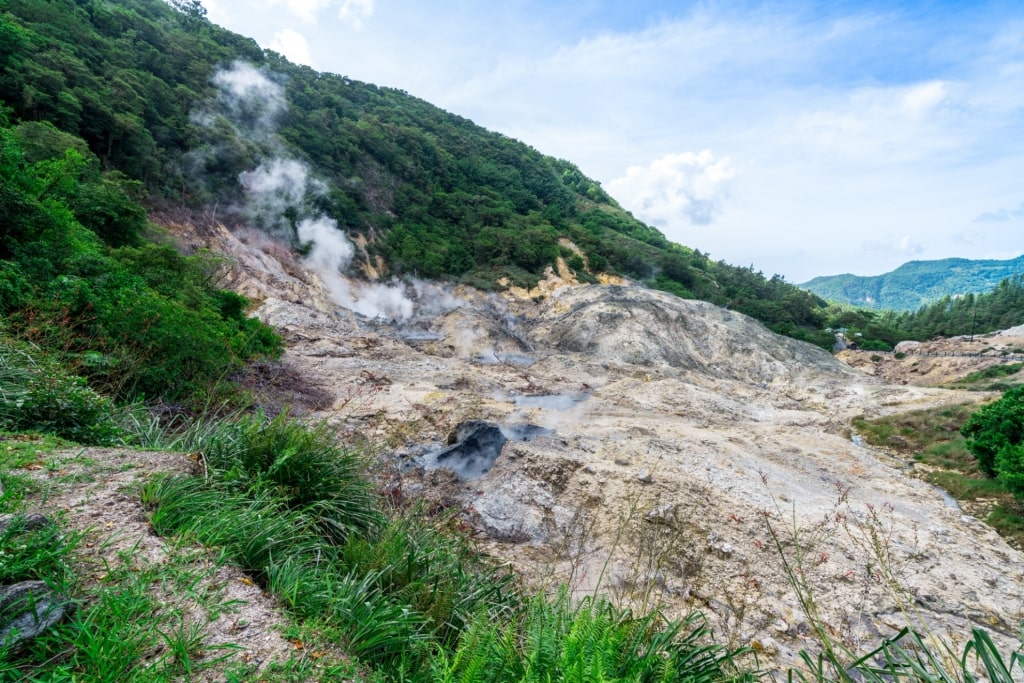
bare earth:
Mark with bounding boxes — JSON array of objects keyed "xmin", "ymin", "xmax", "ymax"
[{"xmin": 123, "ymin": 217, "xmax": 1024, "ymax": 671}]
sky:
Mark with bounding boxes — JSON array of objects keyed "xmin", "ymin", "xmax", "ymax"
[{"xmin": 197, "ymin": 0, "xmax": 1024, "ymax": 283}]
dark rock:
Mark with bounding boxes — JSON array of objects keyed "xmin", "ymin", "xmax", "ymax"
[
  {"xmin": 0, "ymin": 581, "xmax": 70, "ymax": 649},
  {"xmin": 0, "ymin": 514, "xmax": 53, "ymax": 536},
  {"xmin": 435, "ymin": 421, "xmax": 508, "ymax": 479}
]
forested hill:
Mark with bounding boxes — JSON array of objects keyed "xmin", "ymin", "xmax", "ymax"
[
  {"xmin": 0, "ymin": 0, "xmax": 829, "ymax": 346},
  {"xmin": 800, "ymin": 255, "xmax": 1024, "ymax": 311}
]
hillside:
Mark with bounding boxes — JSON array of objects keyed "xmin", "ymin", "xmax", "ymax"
[
  {"xmin": 801, "ymin": 254, "xmax": 1024, "ymax": 310},
  {"xmin": 0, "ymin": 0, "xmax": 829, "ymax": 346}
]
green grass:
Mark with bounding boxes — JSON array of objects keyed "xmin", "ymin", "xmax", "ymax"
[
  {"xmin": 2, "ymin": 548, "xmax": 244, "ymax": 681},
  {"xmin": 0, "ymin": 501, "xmax": 254, "ymax": 682},
  {"xmin": 140, "ymin": 417, "xmax": 521, "ymax": 675},
  {"xmin": 0, "ymin": 431, "xmax": 75, "ymax": 469},
  {"xmin": 428, "ymin": 589, "xmax": 751, "ymax": 683},
  {"xmin": 950, "ymin": 362, "xmax": 1024, "ymax": 391},
  {"xmin": 853, "ymin": 403, "xmax": 978, "ymax": 458}
]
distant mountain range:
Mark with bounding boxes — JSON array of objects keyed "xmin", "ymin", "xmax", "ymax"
[{"xmin": 800, "ymin": 255, "xmax": 1024, "ymax": 311}]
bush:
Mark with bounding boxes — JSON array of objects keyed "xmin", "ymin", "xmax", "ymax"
[
  {"xmin": 0, "ymin": 122, "xmax": 282, "ymax": 406},
  {"xmin": 859, "ymin": 339, "xmax": 893, "ymax": 352},
  {"xmin": 961, "ymin": 386, "xmax": 1024, "ymax": 480},
  {"xmin": 0, "ymin": 342, "xmax": 123, "ymax": 445}
]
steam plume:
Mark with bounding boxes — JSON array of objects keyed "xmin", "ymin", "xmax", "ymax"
[{"xmin": 198, "ymin": 61, "xmax": 461, "ymax": 321}]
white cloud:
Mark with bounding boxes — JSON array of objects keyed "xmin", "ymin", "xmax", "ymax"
[
  {"xmin": 338, "ymin": 0, "xmax": 374, "ymax": 29},
  {"xmin": 900, "ymin": 80, "xmax": 949, "ymax": 118},
  {"xmin": 791, "ymin": 80, "xmax": 959, "ymax": 164},
  {"xmin": 607, "ymin": 151, "xmax": 737, "ymax": 227},
  {"xmin": 265, "ymin": 0, "xmax": 330, "ymax": 23},
  {"xmin": 270, "ymin": 28, "xmax": 313, "ymax": 65}
]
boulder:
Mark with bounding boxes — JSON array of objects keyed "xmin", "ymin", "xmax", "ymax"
[{"xmin": 0, "ymin": 581, "xmax": 71, "ymax": 649}]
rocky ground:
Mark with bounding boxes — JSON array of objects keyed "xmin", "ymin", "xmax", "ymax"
[
  {"xmin": 156, "ymin": 215, "xmax": 1024, "ymax": 671},
  {"xmin": 839, "ymin": 330, "xmax": 1024, "ymax": 387}
]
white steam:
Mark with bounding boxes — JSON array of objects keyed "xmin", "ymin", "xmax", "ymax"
[
  {"xmin": 210, "ymin": 61, "xmax": 287, "ymax": 135},
  {"xmin": 197, "ymin": 61, "xmax": 466, "ymax": 321},
  {"xmin": 295, "ymin": 216, "xmax": 414, "ymax": 320},
  {"xmin": 240, "ymin": 159, "xmax": 323, "ymax": 234}
]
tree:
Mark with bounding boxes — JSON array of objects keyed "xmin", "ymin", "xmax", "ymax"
[{"xmin": 168, "ymin": 0, "xmax": 207, "ymax": 24}]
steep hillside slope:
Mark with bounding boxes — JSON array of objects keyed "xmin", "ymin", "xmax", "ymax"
[
  {"xmin": 801, "ymin": 255, "xmax": 1024, "ymax": 310},
  {"xmin": 0, "ymin": 0, "xmax": 828, "ymax": 345}
]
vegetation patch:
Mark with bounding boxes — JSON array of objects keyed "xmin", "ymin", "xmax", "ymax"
[{"xmin": 950, "ymin": 362, "xmax": 1024, "ymax": 391}]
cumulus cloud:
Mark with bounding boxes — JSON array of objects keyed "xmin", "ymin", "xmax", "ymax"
[
  {"xmin": 270, "ymin": 28, "xmax": 313, "ymax": 65},
  {"xmin": 338, "ymin": 0, "xmax": 374, "ymax": 28},
  {"xmin": 606, "ymin": 150, "xmax": 736, "ymax": 227},
  {"xmin": 975, "ymin": 202, "xmax": 1024, "ymax": 223}
]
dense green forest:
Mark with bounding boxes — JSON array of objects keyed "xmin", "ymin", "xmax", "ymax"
[
  {"xmin": 0, "ymin": 0, "xmax": 833, "ymax": 347},
  {"xmin": 801, "ymin": 255, "xmax": 1024, "ymax": 311}
]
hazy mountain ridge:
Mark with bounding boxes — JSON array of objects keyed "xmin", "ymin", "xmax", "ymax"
[{"xmin": 801, "ymin": 254, "xmax": 1024, "ymax": 311}]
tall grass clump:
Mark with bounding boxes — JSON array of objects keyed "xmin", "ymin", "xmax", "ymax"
[
  {"xmin": 141, "ymin": 412, "xmax": 524, "ymax": 675},
  {"xmin": 177, "ymin": 410, "xmax": 384, "ymax": 540},
  {"xmin": 340, "ymin": 506, "xmax": 519, "ymax": 649},
  {"xmin": 789, "ymin": 626, "xmax": 1024, "ymax": 683},
  {"xmin": 429, "ymin": 588, "xmax": 751, "ymax": 683}
]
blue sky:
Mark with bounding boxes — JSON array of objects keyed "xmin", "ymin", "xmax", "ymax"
[{"xmin": 199, "ymin": 0, "xmax": 1024, "ymax": 282}]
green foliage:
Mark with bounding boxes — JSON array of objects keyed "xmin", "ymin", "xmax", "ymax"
[
  {"xmin": 795, "ymin": 625, "xmax": 1024, "ymax": 683},
  {"xmin": 0, "ymin": 512, "xmax": 80, "ymax": 588},
  {"xmin": 960, "ymin": 363, "xmax": 1023, "ymax": 384},
  {"xmin": 821, "ymin": 274, "xmax": 1024, "ymax": 346},
  {"xmin": 802, "ymin": 254, "xmax": 1024, "ymax": 311},
  {"xmin": 0, "ymin": 341, "xmax": 123, "ymax": 445},
  {"xmin": 853, "ymin": 404, "xmax": 1024, "ymax": 546},
  {"xmin": 429, "ymin": 589, "xmax": 749, "ymax": 683},
  {"xmin": 178, "ymin": 411, "xmax": 383, "ymax": 540},
  {"xmin": 142, "ymin": 413, "xmax": 520, "ymax": 676},
  {"xmin": 0, "ymin": 121, "xmax": 282, "ymax": 405},
  {"xmin": 961, "ymin": 387, "xmax": 1024, "ymax": 479}
]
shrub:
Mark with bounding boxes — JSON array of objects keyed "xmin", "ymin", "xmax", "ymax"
[
  {"xmin": 859, "ymin": 339, "xmax": 893, "ymax": 352},
  {"xmin": 0, "ymin": 342, "xmax": 123, "ymax": 445},
  {"xmin": 961, "ymin": 386, "xmax": 1024, "ymax": 480}
]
